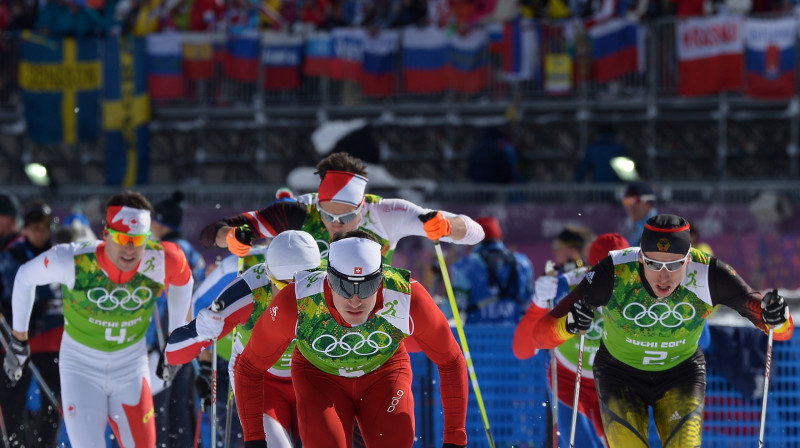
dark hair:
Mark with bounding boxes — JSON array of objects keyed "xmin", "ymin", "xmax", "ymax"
[
  {"xmin": 105, "ymin": 191, "xmax": 154, "ymax": 215},
  {"xmin": 315, "ymin": 152, "xmax": 368, "ymax": 178},
  {"xmin": 22, "ymin": 199, "xmax": 53, "ymax": 227},
  {"xmin": 331, "ymin": 229, "xmax": 379, "ymax": 244}
]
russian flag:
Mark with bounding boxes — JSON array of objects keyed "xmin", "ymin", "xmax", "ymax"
[
  {"xmin": 447, "ymin": 28, "xmax": 489, "ymax": 93},
  {"xmin": 361, "ymin": 30, "xmax": 398, "ymax": 97},
  {"xmin": 588, "ymin": 18, "xmax": 641, "ymax": 82},
  {"xmin": 330, "ymin": 28, "xmax": 365, "ymax": 80},
  {"xmin": 261, "ymin": 32, "xmax": 303, "ymax": 90},
  {"xmin": 225, "ymin": 30, "xmax": 260, "ymax": 83},
  {"xmin": 501, "ymin": 17, "xmax": 538, "ymax": 82},
  {"xmin": 182, "ymin": 32, "xmax": 214, "ymax": 80},
  {"xmin": 402, "ymin": 26, "xmax": 447, "ymax": 93},
  {"xmin": 304, "ymin": 32, "xmax": 332, "ymax": 76},
  {"xmin": 146, "ymin": 33, "xmax": 184, "ymax": 99},
  {"xmin": 677, "ymin": 16, "xmax": 743, "ymax": 96},
  {"xmin": 744, "ymin": 17, "xmax": 795, "ymax": 99},
  {"xmin": 487, "ymin": 22, "xmax": 505, "ymax": 54}
]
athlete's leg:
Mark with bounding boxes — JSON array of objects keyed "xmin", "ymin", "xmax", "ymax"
[
  {"xmin": 355, "ymin": 357, "xmax": 415, "ymax": 448},
  {"xmin": 60, "ymin": 343, "xmax": 111, "ymax": 448},
  {"xmin": 650, "ymin": 354, "xmax": 706, "ymax": 448},
  {"xmin": 262, "ymin": 375, "xmax": 297, "ymax": 448},
  {"xmin": 293, "ymin": 358, "xmax": 355, "ymax": 448},
  {"xmin": 594, "ymin": 347, "xmax": 650, "ymax": 448},
  {"xmin": 107, "ymin": 348, "xmax": 156, "ymax": 448}
]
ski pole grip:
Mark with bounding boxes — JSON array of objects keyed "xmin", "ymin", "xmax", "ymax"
[
  {"xmin": 210, "ymin": 300, "xmax": 224, "ymax": 313},
  {"xmin": 418, "ymin": 211, "xmax": 438, "ymax": 224}
]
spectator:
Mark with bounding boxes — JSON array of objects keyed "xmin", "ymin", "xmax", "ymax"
[
  {"xmin": 190, "ymin": 0, "xmax": 225, "ymax": 30},
  {"xmin": 148, "ymin": 190, "xmax": 207, "ymax": 448},
  {"xmin": 451, "ymin": 216, "xmax": 534, "ymax": 325},
  {"xmin": 0, "ymin": 200, "xmax": 62, "ymax": 448},
  {"xmin": 0, "ymin": 193, "xmax": 21, "ymax": 251},
  {"xmin": 548, "ymin": 225, "xmax": 595, "ymax": 275},
  {"xmin": 467, "ymin": 126, "xmax": 523, "ymax": 184},
  {"xmin": 389, "ymin": 0, "xmax": 428, "ymax": 27},
  {"xmin": 575, "ymin": 124, "xmax": 628, "ymax": 183},
  {"xmin": 621, "ymin": 181, "xmax": 658, "ymax": 246},
  {"xmin": 688, "ymin": 220, "xmax": 713, "ymax": 256}
]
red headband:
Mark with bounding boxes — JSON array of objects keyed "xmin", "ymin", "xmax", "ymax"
[{"xmin": 318, "ymin": 171, "xmax": 367, "ymax": 207}]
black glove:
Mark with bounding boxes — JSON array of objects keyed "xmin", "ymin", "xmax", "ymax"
[
  {"xmin": 442, "ymin": 444, "xmax": 467, "ymax": 448},
  {"xmin": 2, "ymin": 334, "xmax": 29, "ymax": 384},
  {"xmin": 155, "ymin": 349, "xmax": 181, "ymax": 382},
  {"xmin": 235, "ymin": 225, "xmax": 255, "ymax": 246},
  {"xmin": 194, "ymin": 360, "xmax": 213, "ymax": 410},
  {"xmin": 762, "ymin": 289, "xmax": 789, "ymax": 327},
  {"xmin": 566, "ymin": 297, "xmax": 595, "ymax": 334}
]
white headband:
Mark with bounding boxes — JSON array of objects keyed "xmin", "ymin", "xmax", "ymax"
[{"xmin": 328, "ymin": 237, "xmax": 381, "ymax": 277}]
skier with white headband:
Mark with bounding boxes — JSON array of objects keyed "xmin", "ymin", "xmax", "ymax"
[
  {"xmin": 199, "ymin": 152, "xmax": 485, "ymax": 261},
  {"xmin": 233, "ymin": 230, "xmax": 468, "ymax": 448},
  {"xmin": 2, "ymin": 191, "xmax": 194, "ymax": 447},
  {"xmin": 166, "ymin": 230, "xmax": 322, "ymax": 448}
]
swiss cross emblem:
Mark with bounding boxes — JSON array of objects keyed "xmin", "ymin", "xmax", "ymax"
[
  {"xmin": 354, "ymin": 267, "xmax": 362, "ymax": 274},
  {"xmin": 44, "ymin": 257, "xmax": 49, "ymax": 268}
]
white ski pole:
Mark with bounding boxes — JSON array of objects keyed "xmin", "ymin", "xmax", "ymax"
[
  {"xmin": 758, "ymin": 327, "xmax": 774, "ymax": 448},
  {"xmin": 569, "ymin": 332, "xmax": 586, "ymax": 448},
  {"xmin": 209, "ymin": 299, "xmax": 224, "ymax": 448},
  {"xmin": 224, "ymin": 258, "xmax": 245, "ymax": 448}
]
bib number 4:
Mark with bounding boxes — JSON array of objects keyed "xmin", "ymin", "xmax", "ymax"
[{"xmin": 105, "ymin": 328, "xmax": 128, "ymax": 344}]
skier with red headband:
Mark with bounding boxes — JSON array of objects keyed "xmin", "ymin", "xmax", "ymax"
[
  {"xmin": 3, "ymin": 191, "xmax": 193, "ymax": 447},
  {"xmin": 199, "ymin": 152, "xmax": 485, "ymax": 261},
  {"xmin": 233, "ymin": 230, "xmax": 469, "ymax": 448},
  {"xmin": 528, "ymin": 214, "xmax": 793, "ymax": 448}
]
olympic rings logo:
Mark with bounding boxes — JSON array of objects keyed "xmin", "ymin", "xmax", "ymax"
[
  {"xmin": 622, "ymin": 302, "xmax": 696, "ymax": 328},
  {"xmin": 311, "ymin": 331, "xmax": 393, "ymax": 357},
  {"xmin": 86, "ymin": 287, "xmax": 153, "ymax": 311},
  {"xmin": 585, "ymin": 317, "xmax": 603, "ymax": 340}
]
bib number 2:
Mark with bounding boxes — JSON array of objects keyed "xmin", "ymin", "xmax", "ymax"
[{"xmin": 643, "ymin": 350, "xmax": 667, "ymax": 366}]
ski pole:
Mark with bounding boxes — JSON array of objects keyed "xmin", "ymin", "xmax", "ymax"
[
  {"xmin": 549, "ymin": 298, "xmax": 559, "ymax": 448},
  {"xmin": 758, "ymin": 329, "xmax": 775, "ymax": 448},
  {"xmin": 419, "ymin": 214, "xmax": 495, "ymax": 448},
  {"xmin": 569, "ymin": 332, "xmax": 586, "ymax": 448},
  {"xmin": 224, "ymin": 257, "xmax": 246, "ymax": 448},
  {"xmin": 0, "ymin": 318, "xmax": 62, "ymax": 416},
  {"xmin": 211, "ymin": 336, "xmax": 218, "ymax": 448},
  {"xmin": 152, "ymin": 304, "xmax": 169, "ymax": 388}
]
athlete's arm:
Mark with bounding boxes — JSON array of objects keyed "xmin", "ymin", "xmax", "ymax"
[
  {"xmin": 513, "ymin": 273, "xmax": 569, "ymax": 359},
  {"xmin": 234, "ymin": 284, "xmax": 297, "ymax": 442},
  {"xmin": 163, "ymin": 241, "xmax": 194, "ymax": 332},
  {"xmin": 408, "ymin": 279, "xmax": 468, "ymax": 447},
  {"xmin": 201, "ymin": 201, "xmax": 308, "ymax": 248},
  {"xmin": 527, "ymin": 257, "xmax": 615, "ymax": 350},
  {"xmin": 375, "ymin": 198, "xmax": 484, "ymax": 245},
  {"xmin": 710, "ymin": 258, "xmax": 794, "ymax": 340},
  {"xmin": 11, "ymin": 243, "xmax": 78, "ymax": 339}
]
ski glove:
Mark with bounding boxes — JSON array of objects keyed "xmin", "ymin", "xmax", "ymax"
[
  {"xmin": 195, "ymin": 307, "xmax": 225, "ymax": 340},
  {"xmin": 194, "ymin": 360, "xmax": 213, "ymax": 410},
  {"xmin": 2, "ymin": 334, "xmax": 29, "ymax": 384},
  {"xmin": 566, "ymin": 297, "xmax": 595, "ymax": 334},
  {"xmin": 533, "ymin": 275, "xmax": 559, "ymax": 309},
  {"xmin": 156, "ymin": 349, "xmax": 181, "ymax": 382},
  {"xmin": 421, "ymin": 211, "xmax": 451, "ymax": 241},
  {"xmin": 762, "ymin": 289, "xmax": 789, "ymax": 327},
  {"xmin": 226, "ymin": 225, "xmax": 254, "ymax": 257}
]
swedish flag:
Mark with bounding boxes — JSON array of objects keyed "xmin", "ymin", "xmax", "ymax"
[
  {"xmin": 18, "ymin": 33, "xmax": 102, "ymax": 144},
  {"xmin": 103, "ymin": 36, "xmax": 150, "ymax": 186}
]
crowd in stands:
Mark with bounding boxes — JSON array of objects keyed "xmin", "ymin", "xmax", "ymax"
[{"xmin": 1, "ymin": 0, "xmax": 795, "ymax": 39}]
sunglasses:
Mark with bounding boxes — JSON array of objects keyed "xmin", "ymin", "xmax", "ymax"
[
  {"xmin": 641, "ymin": 252, "xmax": 690, "ymax": 272},
  {"xmin": 266, "ymin": 269, "xmax": 289, "ymax": 291},
  {"xmin": 622, "ymin": 195, "xmax": 656, "ymax": 206},
  {"xmin": 318, "ymin": 202, "xmax": 364, "ymax": 224},
  {"xmin": 327, "ymin": 265, "xmax": 383, "ymax": 300},
  {"xmin": 107, "ymin": 228, "xmax": 151, "ymax": 247}
]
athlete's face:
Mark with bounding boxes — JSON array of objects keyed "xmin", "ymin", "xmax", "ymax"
[
  {"xmin": 318, "ymin": 201, "xmax": 362, "ymax": 236},
  {"xmin": 640, "ymin": 251, "xmax": 692, "ymax": 298},
  {"xmin": 104, "ymin": 230, "xmax": 147, "ymax": 272},
  {"xmin": 330, "ymin": 285, "xmax": 378, "ymax": 326}
]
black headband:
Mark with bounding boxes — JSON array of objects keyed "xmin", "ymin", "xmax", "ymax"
[{"xmin": 640, "ymin": 214, "xmax": 691, "ymax": 255}]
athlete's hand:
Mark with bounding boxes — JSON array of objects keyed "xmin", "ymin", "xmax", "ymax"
[
  {"xmin": 156, "ymin": 349, "xmax": 181, "ymax": 382},
  {"xmin": 2, "ymin": 334, "xmax": 29, "ymax": 384},
  {"xmin": 566, "ymin": 297, "xmax": 595, "ymax": 334},
  {"xmin": 195, "ymin": 308, "xmax": 225, "ymax": 341},
  {"xmin": 419, "ymin": 211, "xmax": 451, "ymax": 241},
  {"xmin": 194, "ymin": 360, "xmax": 213, "ymax": 410},
  {"xmin": 226, "ymin": 225, "xmax": 254, "ymax": 257},
  {"xmin": 762, "ymin": 289, "xmax": 789, "ymax": 327},
  {"xmin": 532, "ymin": 275, "xmax": 559, "ymax": 309}
]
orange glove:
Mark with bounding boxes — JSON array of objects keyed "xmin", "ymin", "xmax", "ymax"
[
  {"xmin": 225, "ymin": 225, "xmax": 253, "ymax": 257},
  {"xmin": 422, "ymin": 211, "xmax": 451, "ymax": 241}
]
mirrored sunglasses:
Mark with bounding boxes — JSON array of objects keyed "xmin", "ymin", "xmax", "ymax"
[
  {"xmin": 318, "ymin": 202, "xmax": 363, "ymax": 224},
  {"xmin": 641, "ymin": 252, "xmax": 690, "ymax": 272},
  {"xmin": 107, "ymin": 228, "xmax": 151, "ymax": 247},
  {"xmin": 327, "ymin": 265, "xmax": 383, "ymax": 300}
]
